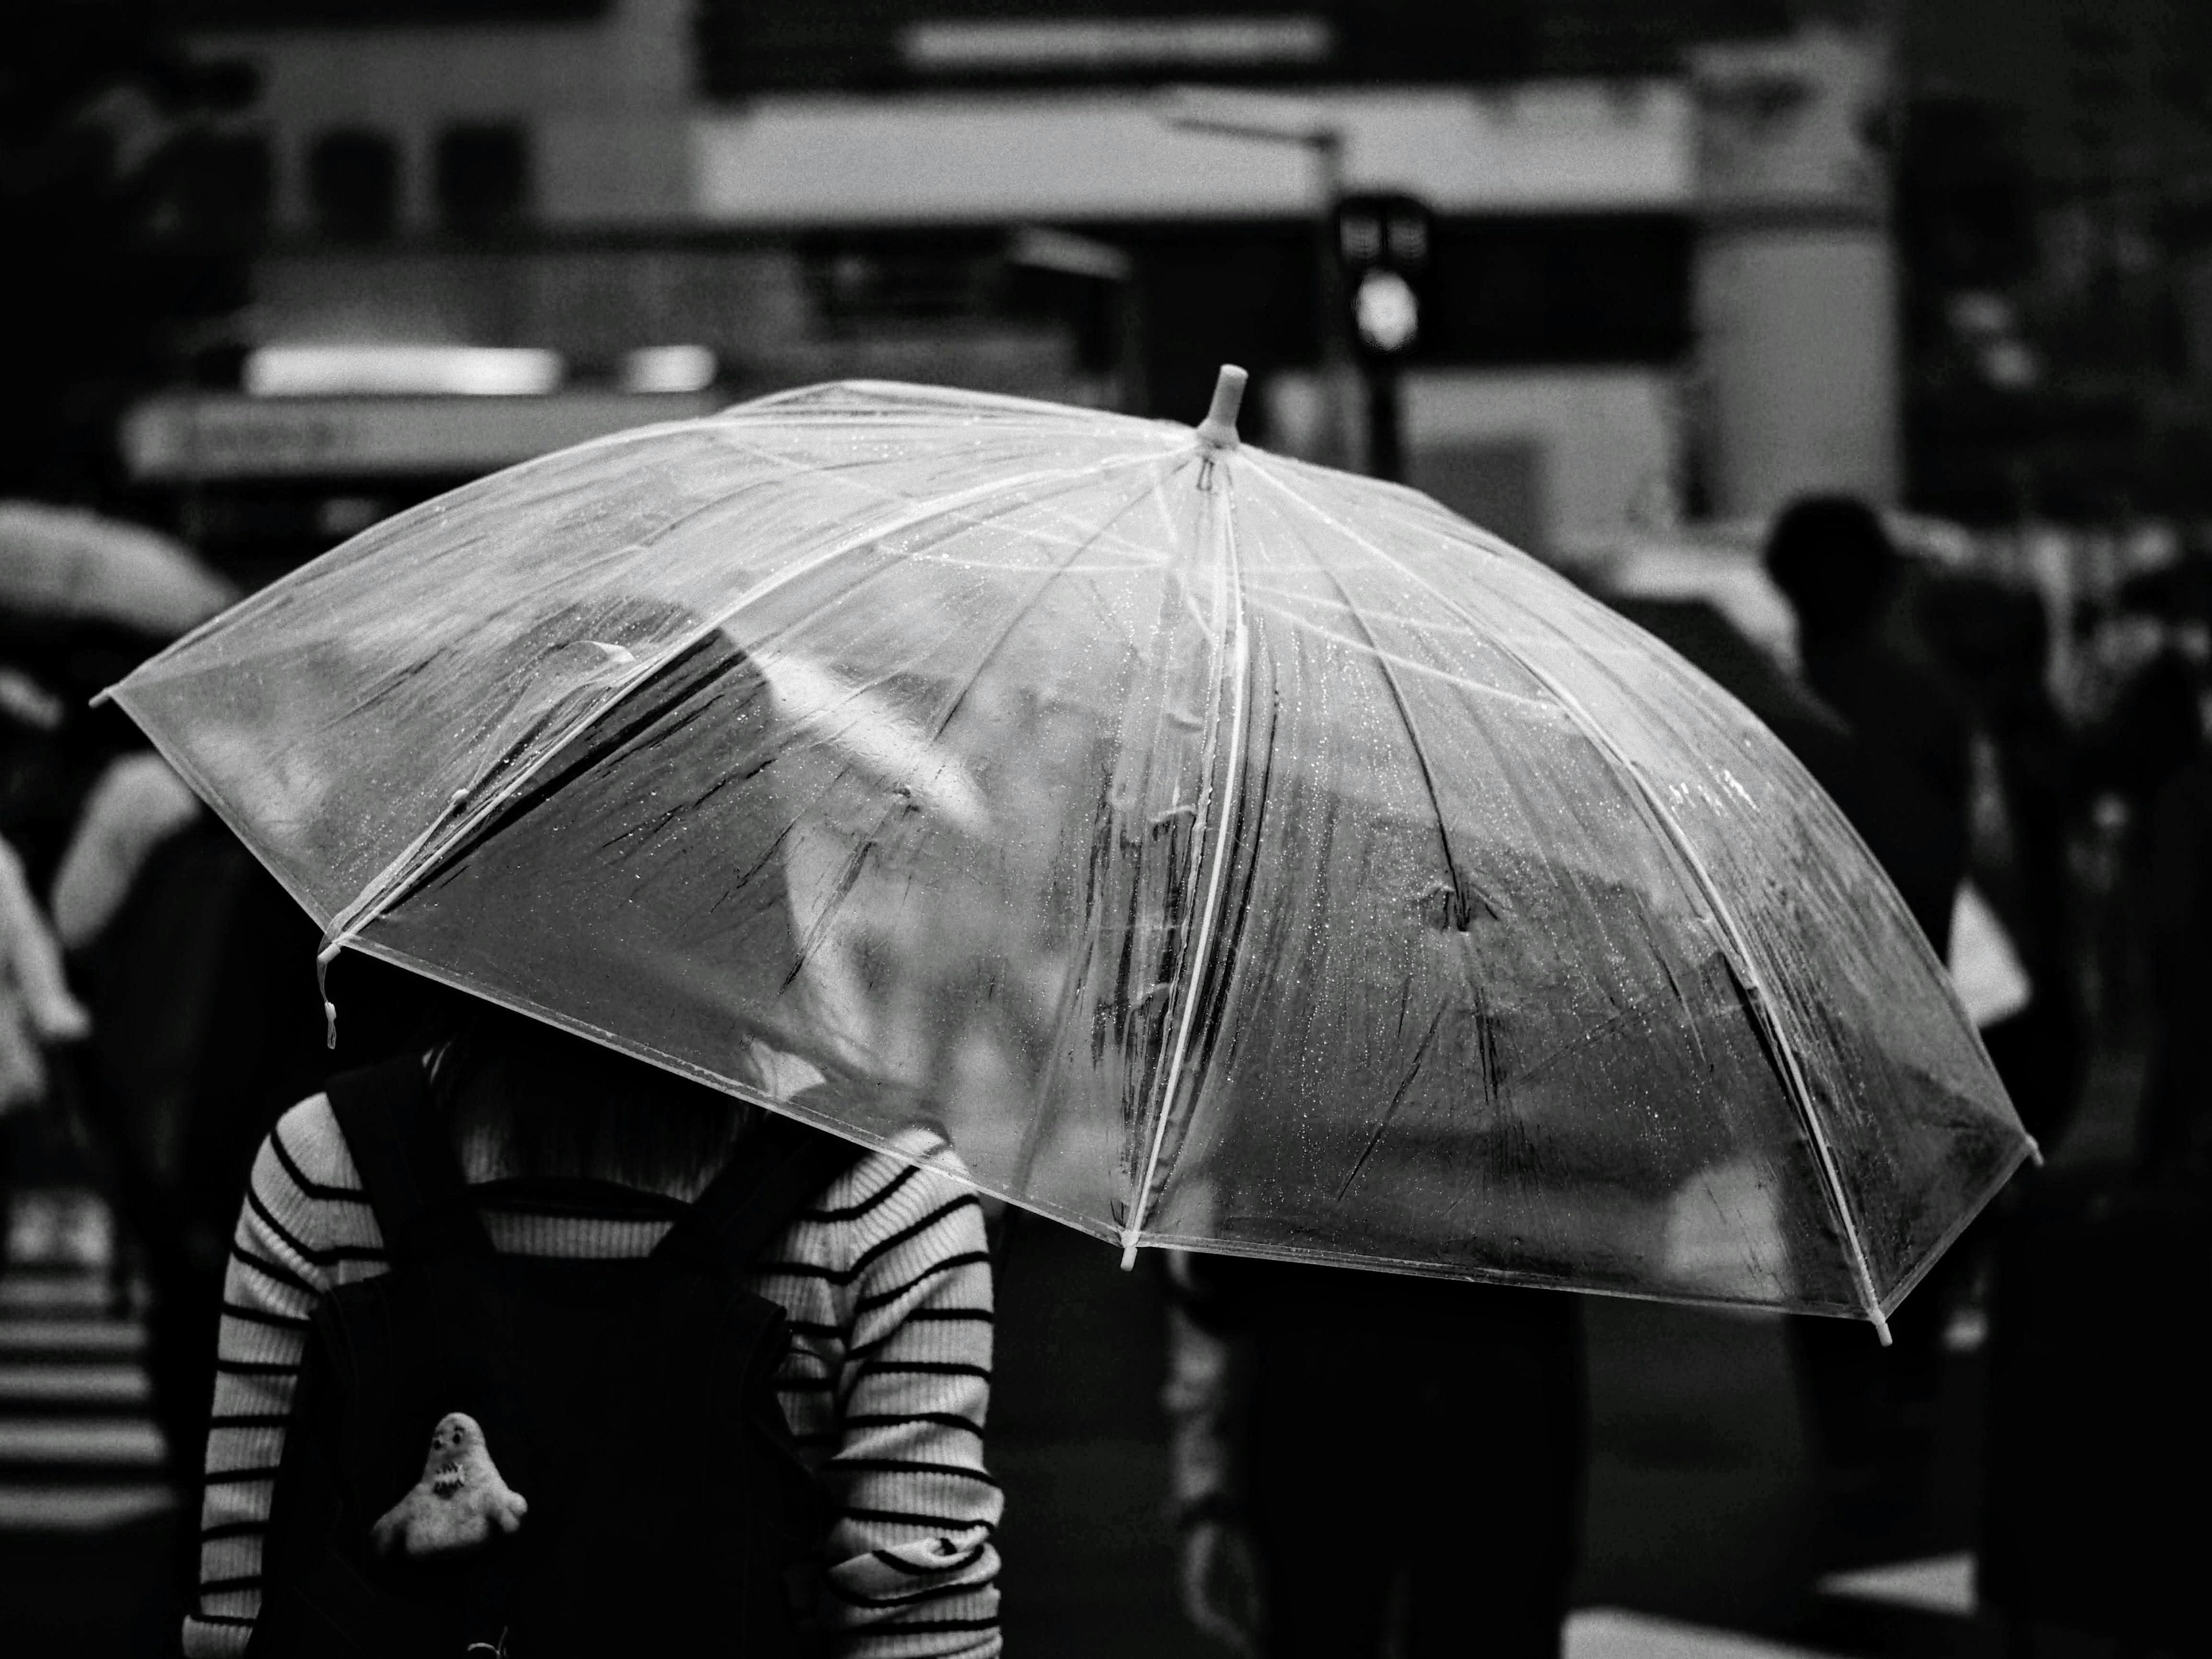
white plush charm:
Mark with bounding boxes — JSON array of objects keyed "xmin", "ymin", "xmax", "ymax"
[{"xmin": 370, "ymin": 1412, "xmax": 529, "ymax": 1558}]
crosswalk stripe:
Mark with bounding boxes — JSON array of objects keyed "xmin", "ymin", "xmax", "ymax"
[
  {"xmin": 0, "ymin": 1275, "xmax": 112, "ymax": 1312},
  {"xmin": 0, "ymin": 1483, "xmax": 175, "ymax": 1532},
  {"xmin": 0, "ymin": 1319, "xmax": 144, "ymax": 1354},
  {"xmin": 0, "ymin": 1189, "xmax": 176, "ymax": 1535},
  {"xmin": 0, "ymin": 1364, "xmax": 152, "ymax": 1404},
  {"xmin": 0, "ymin": 1419, "xmax": 166, "ymax": 1464}
]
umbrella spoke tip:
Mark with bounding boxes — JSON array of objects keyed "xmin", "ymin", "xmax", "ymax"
[{"xmin": 1194, "ymin": 364, "xmax": 1248, "ymax": 450}]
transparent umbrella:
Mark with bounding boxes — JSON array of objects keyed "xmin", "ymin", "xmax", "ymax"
[{"xmin": 107, "ymin": 370, "xmax": 2032, "ymax": 1337}]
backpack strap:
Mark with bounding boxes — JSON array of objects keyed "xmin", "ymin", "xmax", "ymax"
[
  {"xmin": 656, "ymin": 1107, "xmax": 868, "ymax": 1278},
  {"xmin": 324, "ymin": 1055, "xmax": 518, "ymax": 1653},
  {"xmin": 325, "ymin": 1052, "xmax": 490, "ymax": 1262}
]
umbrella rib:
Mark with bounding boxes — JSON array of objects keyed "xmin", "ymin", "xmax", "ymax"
[
  {"xmin": 1120, "ymin": 468, "xmax": 1252, "ymax": 1270},
  {"xmin": 928, "ymin": 464, "xmax": 1190, "ymax": 744},
  {"xmin": 308, "ymin": 449, "xmax": 1171, "ymax": 1033},
  {"xmin": 1297, "ymin": 535, "xmax": 1488, "ymax": 933},
  {"xmin": 1244, "ymin": 463, "xmax": 1893, "ymax": 1340},
  {"xmin": 976, "ymin": 471, "xmax": 1217, "ymax": 1201}
]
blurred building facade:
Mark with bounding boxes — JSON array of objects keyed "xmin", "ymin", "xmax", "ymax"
[
  {"xmin": 1898, "ymin": 0, "xmax": 2212, "ymax": 522},
  {"xmin": 142, "ymin": 0, "xmax": 1929, "ymax": 574}
]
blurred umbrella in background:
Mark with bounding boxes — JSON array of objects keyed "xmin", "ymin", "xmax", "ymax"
[
  {"xmin": 2, "ymin": 501, "xmax": 232, "ymax": 888},
  {"xmin": 0, "ymin": 501, "xmax": 236, "ymax": 640},
  {"xmin": 108, "ymin": 371, "xmax": 2029, "ymax": 1338}
]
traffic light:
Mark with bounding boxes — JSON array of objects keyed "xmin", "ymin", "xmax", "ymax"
[
  {"xmin": 1334, "ymin": 192, "xmax": 1431, "ymax": 362},
  {"xmin": 1332, "ymin": 192, "xmax": 1430, "ymax": 480}
]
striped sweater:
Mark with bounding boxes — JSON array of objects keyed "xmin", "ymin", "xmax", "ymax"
[{"xmin": 186, "ymin": 1093, "xmax": 1002, "ymax": 1658}]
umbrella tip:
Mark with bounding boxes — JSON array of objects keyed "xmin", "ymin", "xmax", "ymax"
[{"xmin": 1194, "ymin": 364, "xmax": 1248, "ymax": 450}]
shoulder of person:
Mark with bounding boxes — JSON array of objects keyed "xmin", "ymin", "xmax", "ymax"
[
  {"xmin": 809, "ymin": 1122, "xmax": 981, "ymax": 1234},
  {"xmin": 257, "ymin": 1090, "xmax": 363, "ymax": 1196}
]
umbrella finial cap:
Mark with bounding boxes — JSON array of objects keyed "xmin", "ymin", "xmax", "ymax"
[{"xmin": 1194, "ymin": 363, "xmax": 1248, "ymax": 450}]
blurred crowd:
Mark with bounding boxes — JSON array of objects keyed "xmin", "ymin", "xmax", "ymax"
[
  {"xmin": 3, "ymin": 503, "xmax": 449, "ymax": 1638},
  {"xmin": 7, "ymin": 484, "xmax": 2212, "ymax": 1657}
]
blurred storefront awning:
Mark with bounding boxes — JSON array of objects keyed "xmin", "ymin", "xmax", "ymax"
[
  {"xmin": 121, "ymin": 390, "xmax": 718, "ymax": 483},
  {"xmin": 688, "ymin": 83, "xmax": 1694, "ymax": 228}
]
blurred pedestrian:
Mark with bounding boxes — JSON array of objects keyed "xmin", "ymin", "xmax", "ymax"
[
  {"xmin": 2141, "ymin": 745, "xmax": 2212, "ymax": 1185},
  {"xmin": 1764, "ymin": 496, "xmax": 1972, "ymax": 957},
  {"xmin": 1763, "ymin": 497, "xmax": 1976, "ymax": 1550},
  {"xmin": 51, "ymin": 748, "xmax": 454, "ymax": 1644},
  {"xmin": 0, "ymin": 832, "xmax": 91, "ymax": 1244},
  {"xmin": 2078, "ymin": 556, "xmax": 2211, "ymax": 1040},
  {"xmin": 3, "ymin": 501, "xmax": 232, "ymax": 1263},
  {"xmin": 2112, "ymin": 555, "xmax": 2212, "ymax": 1187},
  {"xmin": 1165, "ymin": 1256, "xmax": 1582, "ymax": 1659},
  {"xmin": 1605, "ymin": 593, "xmax": 1958, "ymax": 950},
  {"xmin": 1, "ymin": 833, "xmax": 89, "ymax": 1115},
  {"xmin": 1919, "ymin": 572, "xmax": 2084, "ymax": 1150}
]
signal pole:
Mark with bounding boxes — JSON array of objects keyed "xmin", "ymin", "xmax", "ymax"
[
  {"xmin": 1336, "ymin": 192, "xmax": 1431, "ymax": 483},
  {"xmin": 1162, "ymin": 88, "xmax": 1354, "ymax": 468}
]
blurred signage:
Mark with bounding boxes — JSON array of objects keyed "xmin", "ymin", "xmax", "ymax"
[
  {"xmin": 901, "ymin": 17, "xmax": 1332, "ymax": 75},
  {"xmin": 244, "ymin": 345, "xmax": 565, "ymax": 398},
  {"xmin": 122, "ymin": 391, "xmax": 717, "ymax": 482},
  {"xmin": 180, "ymin": 1, "xmax": 608, "ymax": 20}
]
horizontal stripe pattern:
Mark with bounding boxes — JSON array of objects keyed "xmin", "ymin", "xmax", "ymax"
[{"xmin": 184, "ymin": 1093, "xmax": 1000, "ymax": 1658}]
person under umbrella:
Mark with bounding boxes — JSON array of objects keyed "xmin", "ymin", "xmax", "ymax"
[{"xmin": 183, "ymin": 631, "xmax": 1003, "ymax": 1659}]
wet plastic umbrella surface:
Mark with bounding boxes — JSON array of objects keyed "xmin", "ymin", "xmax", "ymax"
[{"xmin": 111, "ymin": 375, "xmax": 2031, "ymax": 1332}]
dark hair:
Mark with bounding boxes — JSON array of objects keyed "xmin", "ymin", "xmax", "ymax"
[
  {"xmin": 421, "ymin": 612, "xmax": 779, "ymax": 1191},
  {"xmin": 430, "ymin": 1003, "xmax": 755, "ymax": 1190},
  {"xmin": 1763, "ymin": 495, "xmax": 1900, "ymax": 644}
]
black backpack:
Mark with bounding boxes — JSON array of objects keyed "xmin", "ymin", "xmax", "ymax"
[{"xmin": 249, "ymin": 1055, "xmax": 864, "ymax": 1659}]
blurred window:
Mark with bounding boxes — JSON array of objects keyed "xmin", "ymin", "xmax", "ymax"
[
  {"xmin": 1425, "ymin": 215, "xmax": 1694, "ymax": 366},
  {"xmin": 435, "ymin": 123, "xmax": 532, "ymax": 237},
  {"xmin": 308, "ymin": 128, "xmax": 400, "ymax": 244},
  {"xmin": 803, "ymin": 232, "xmax": 1003, "ymax": 327},
  {"xmin": 169, "ymin": 130, "xmax": 274, "ymax": 251}
]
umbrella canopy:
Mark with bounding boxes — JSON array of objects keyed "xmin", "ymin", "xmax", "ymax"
[{"xmin": 107, "ymin": 373, "xmax": 2031, "ymax": 1334}]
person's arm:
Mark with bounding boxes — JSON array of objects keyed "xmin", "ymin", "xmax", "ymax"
[
  {"xmin": 0, "ymin": 834, "xmax": 88, "ymax": 1113},
  {"xmin": 1164, "ymin": 1253, "xmax": 1260, "ymax": 1654},
  {"xmin": 819, "ymin": 1146, "xmax": 1002, "ymax": 1658},
  {"xmin": 184, "ymin": 1099, "xmax": 359, "ymax": 1659}
]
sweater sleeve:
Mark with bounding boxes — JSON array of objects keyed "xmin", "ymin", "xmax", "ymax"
[
  {"xmin": 183, "ymin": 1096, "xmax": 377, "ymax": 1659},
  {"xmin": 817, "ymin": 1149, "xmax": 1002, "ymax": 1658}
]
